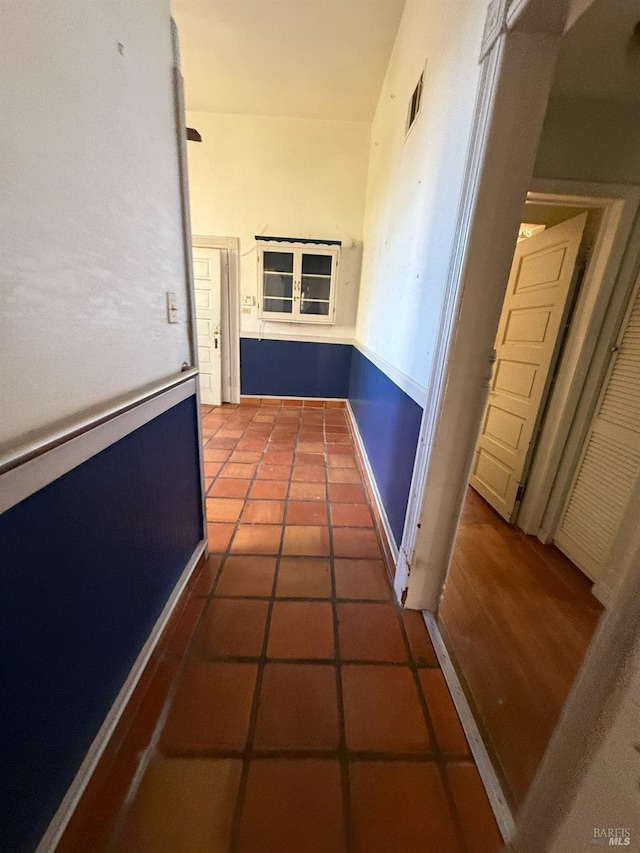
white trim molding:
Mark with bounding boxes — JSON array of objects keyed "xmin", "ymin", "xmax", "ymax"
[
  {"xmin": 480, "ymin": 0, "xmax": 511, "ymax": 60},
  {"xmin": 353, "ymin": 342, "xmax": 427, "ymax": 407},
  {"xmin": 0, "ymin": 375, "xmax": 199, "ymax": 514},
  {"xmin": 240, "ymin": 329, "xmax": 355, "ymax": 347},
  {"xmin": 35, "ymin": 539, "xmax": 206, "ymax": 853},
  {"xmin": 346, "ymin": 401, "xmax": 400, "ymax": 573},
  {"xmin": 172, "ymin": 46, "xmax": 197, "ymax": 372},
  {"xmin": 424, "ymin": 612, "xmax": 516, "ymax": 843}
]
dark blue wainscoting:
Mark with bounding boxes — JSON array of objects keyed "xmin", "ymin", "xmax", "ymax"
[
  {"xmin": 240, "ymin": 338, "xmax": 352, "ymax": 398},
  {"xmin": 349, "ymin": 348, "xmax": 423, "ymax": 546},
  {"xmin": 0, "ymin": 395, "xmax": 203, "ymax": 852}
]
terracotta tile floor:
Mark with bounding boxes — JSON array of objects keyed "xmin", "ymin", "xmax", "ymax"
[{"xmin": 60, "ymin": 403, "xmax": 503, "ymax": 853}]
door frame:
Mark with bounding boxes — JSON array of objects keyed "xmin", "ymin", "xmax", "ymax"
[
  {"xmin": 397, "ymin": 0, "xmax": 572, "ymax": 609},
  {"xmin": 516, "ymin": 180, "xmax": 640, "ymax": 539},
  {"xmin": 192, "ymin": 236, "xmax": 241, "ymax": 404},
  {"xmin": 395, "ymin": 0, "xmax": 640, "ymax": 844}
]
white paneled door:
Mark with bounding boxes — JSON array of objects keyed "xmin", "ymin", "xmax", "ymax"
[
  {"xmin": 193, "ymin": 247, "xmax": 222, "ymax": 407},
  {"xmin": 470, "ymin": 213, "xmax": 587, "ymax": 521}
]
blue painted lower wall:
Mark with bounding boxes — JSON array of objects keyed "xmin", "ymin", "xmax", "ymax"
[
  {"xmin": 348, "ymin": 348, "xmax": 423, "ymax": 547},
  {"xmin": 0, "ymin": 396, "xmax": 203, "ymax": 852},
  {"xmin": 240, "ymin": 337, "xmax": 352, "ymax": 398},
  {"xmin": 240, "ymin": 338, "xmax": 423, "ymax": 547}
]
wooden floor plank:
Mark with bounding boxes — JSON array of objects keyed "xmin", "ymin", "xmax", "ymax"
[{"xmin": 439, "ymin": 487, "xmax": 603, "ymax": 808}]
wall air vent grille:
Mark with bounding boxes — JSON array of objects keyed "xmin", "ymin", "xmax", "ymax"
[{"xmin": 406, "ymin": 70, "xmax": 424, "ymax": 136}]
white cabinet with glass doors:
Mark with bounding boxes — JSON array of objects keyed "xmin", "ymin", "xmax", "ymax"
[{"xmin": 257, "ymin": 241, "xmax": 339, "ymax": 324}]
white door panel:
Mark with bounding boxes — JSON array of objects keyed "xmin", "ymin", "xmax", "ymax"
[
  {"xmin": 193, "ymin": 247, "xmax": 222, "ymax": 407},
  {"xmin": 470, "ymin": 213, "xmax": 587, "ymax": 520}
]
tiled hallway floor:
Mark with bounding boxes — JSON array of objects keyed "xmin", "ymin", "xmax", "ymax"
[{"xmin": 60, "ymin": 402, "xmax": 503, "ymax": 853}]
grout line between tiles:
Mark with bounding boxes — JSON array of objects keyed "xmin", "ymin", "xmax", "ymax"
[
  {"xmin": 145, "ymin": 748, "xmax": 445, "ymax": 762},
  {"xmin": 103, "ymin": 404, "xmax": 494, "ymax": 852},
  {"xmin": 227, "ymin": 410, "xmax": 294, "ymax": 853},
  {"xmin": 328, "ymin": 502, "xmax": 352, "ymax": 853}
]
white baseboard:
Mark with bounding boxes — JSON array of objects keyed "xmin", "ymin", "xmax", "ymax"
[
  {"xmin": 423, "ymin": 611, "xmax": 515, "ymax": 844},
  {"xmin": 345, "ymin": 401, "xmax": 399, "ymax": 570},
  {"xmin": 36, "ymin": 539, "xmax": 206, "ymax": 853},
  {"xmin": 240, "ymin": 395, "xmax": 347, "ymax": 403}
]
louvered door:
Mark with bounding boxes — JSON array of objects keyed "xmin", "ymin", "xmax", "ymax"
[{"xmin": 555, "ymin": 272, "xmax": 640, "ymax": 583}]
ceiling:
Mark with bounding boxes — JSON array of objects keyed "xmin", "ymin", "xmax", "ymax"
[
  {"xmin": 171, "ymin": 0, "xmax": 406, "ymax": 121},
  {"xmin": 553, "ymin": 0, "xmax": 640, "ymax": 103}
]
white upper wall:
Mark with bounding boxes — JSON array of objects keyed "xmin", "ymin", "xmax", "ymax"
[
  {"xmin": 172, "ymin": 0, "xmax": 405, "ymax": 121},
  {"xmin": 534, "ymin": 0, "xmax": 640, "ymax": 185},
  {"xmin": 534, "ymin": 0, "xmax": 640, "ymax": 184},
  {"xmin": 186, "ymin": 111, "xmax": 370, "ymax": 340},
  {"xmin": 0, "ymin": 0, "xmax": 190, "ymax": 458},
  {"xmin": 554, "ymin": 0, "xmax": 640, "ymax": 105},
  {"xmin": 355, "ymin": 0, "xmax": 488, "ymax": 386},
  {"xmin": 534, "ymin": 96, "xmax": 640, "ymax": 185}
]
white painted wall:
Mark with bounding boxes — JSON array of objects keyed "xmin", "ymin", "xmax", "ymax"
[
  {"xmin": 355, "ymin": 0, "xmax": 488, "ymax": 386},
  {"xmin": 185, "ymin": 111, "xmax": 370, "ymax": 341},
  {"xmin": 0, "ymin": 0, "xmax": 190, "ymax": 459},
  {"xmin": 565, "ymin": 0, "xmax": 597, "ymax": 31},
  {"xmin": 535, "ymin": 96, "xmax": 640, "ymax": 184}
]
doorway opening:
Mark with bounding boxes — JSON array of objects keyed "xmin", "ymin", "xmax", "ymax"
[
  {"xmin": 192, "ymin": 236, "xmax": 241, "ymax": 406},
  {"xmin": 437, "ymin": 183, "xmax": 639, "ymax": 809}
]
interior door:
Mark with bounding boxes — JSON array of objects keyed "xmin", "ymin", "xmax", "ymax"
[
  {"xmin": 193, "ymin": 247, "xmax": 222, "ymax": 407},
  {"xmin": 470, "ymin": 212, "xmax": 587, "ymax": 521},
  {"xmin": 554, "ymin": 271, "xmax": 640, "ymax": 587}
]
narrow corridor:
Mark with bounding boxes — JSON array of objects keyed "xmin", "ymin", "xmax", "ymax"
[{"xmin": 60, "ymin": 402, "xmax": 502, "ymax": 852}]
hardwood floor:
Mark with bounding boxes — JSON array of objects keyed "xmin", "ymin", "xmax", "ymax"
[{"xmin": 438, "ymin": 487, "xmax": 603, "ymax": 809}]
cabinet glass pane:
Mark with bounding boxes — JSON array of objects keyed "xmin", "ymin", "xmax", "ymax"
[
  {"xmin": 301, "ymin": 276, "xmax": 331, "ymax": 302},
  {"xmin": 264, "ymin": 272, "xmax": 293, "ymax": 299},
  {"xmin": 300, "ymin": 299, "xmax": 330, "ymax": 316},
  {"xmin": 264, "ymin": 251, "xmax": 294, "ymax": 273},
  {"xmin": 264, "ymin": 297, "xmax": 293, "ymax": 314},
  {"xmin": 301, "ymin": 253, "xmax": 332, "ymax": 276}
]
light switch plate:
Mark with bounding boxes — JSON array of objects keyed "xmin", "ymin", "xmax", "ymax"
[
  {"xmin": 243, "ymin": 295, "xmax": 256, "ymax": 306},
  {"xmin": 166, "ymin": 292, "xmax": 178, "ymax": 323}
]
